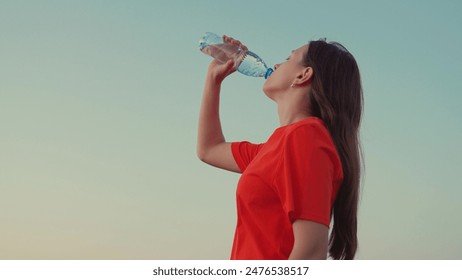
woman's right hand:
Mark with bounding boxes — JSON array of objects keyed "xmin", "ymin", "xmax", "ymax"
[
  {"xmin": 207, "ymin": 35, "xmax": 248, "ymax": 83},
  {"xmin": 207, "ymin": 58, "xmax": 236, "ymax": 84}
]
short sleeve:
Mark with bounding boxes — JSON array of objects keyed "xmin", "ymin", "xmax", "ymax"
[
  {"xmin": 231, "ymin": 141, "xmax": 265, "ymax": 173},
  {"xmin": 273, "ymin": 124, "xmax": 341, "ymax": 228}
]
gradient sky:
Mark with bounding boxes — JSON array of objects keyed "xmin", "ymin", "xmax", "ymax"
[{"xmin": 1, "ymin": 0, "xmax": 461, "ymax": 259}]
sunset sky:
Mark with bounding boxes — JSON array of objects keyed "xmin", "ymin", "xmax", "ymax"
[{"xmin": 1, "ymin": 0, "xmax": 461, "ymax": 259}]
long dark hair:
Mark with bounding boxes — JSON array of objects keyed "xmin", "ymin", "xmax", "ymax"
[{"xmin": 303, "ymin": 39, "xmax": 363, "ymax": 260}]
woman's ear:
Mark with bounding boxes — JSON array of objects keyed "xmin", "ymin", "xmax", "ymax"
[{"xmin": 294, "ymin": 67, "xmax": 313, "ymax": 87}]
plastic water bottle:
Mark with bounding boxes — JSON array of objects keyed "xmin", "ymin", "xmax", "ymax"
[{"xmin": 199, "ymin": 32, "xmax": 273, "ymax": 79}]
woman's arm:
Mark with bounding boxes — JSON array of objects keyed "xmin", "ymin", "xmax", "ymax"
[
  {"xmin": 289, "ymin": 219, "xmax": 329, "ymax": 260},
  {"xmin": 197, "ymin": 61, "xmax": 240, "ymax": 173},
  {"xmin": 197, "ymin": 35, "xmax": 248, "ymax": 173}
]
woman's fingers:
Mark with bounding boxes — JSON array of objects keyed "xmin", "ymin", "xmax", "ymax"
[{"xmin": 223, "ymin": 35, "xmax": 248, "ymax": 51}]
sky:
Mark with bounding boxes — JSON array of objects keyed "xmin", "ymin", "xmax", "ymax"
[{"xmin": 1, "ymin": 0, "xmax": 461, "ymax": 260}]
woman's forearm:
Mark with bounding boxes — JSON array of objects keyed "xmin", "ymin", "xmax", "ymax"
[{"xmin": 197, "ymin": 74, "xmax": 226, "ymax": 161}]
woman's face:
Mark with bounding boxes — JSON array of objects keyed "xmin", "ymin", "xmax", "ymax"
[{"xmin": 263, "ymin": 44, "xmax": 309, "ymax": 100}]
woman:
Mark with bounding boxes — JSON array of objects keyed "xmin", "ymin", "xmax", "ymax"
[{"xmin": 197, "ymin": 35, "xmax": 363, "ymax": 260}]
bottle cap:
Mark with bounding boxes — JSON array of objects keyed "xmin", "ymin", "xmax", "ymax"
[{"xmin": 264, "ymin": 68, "xmax": 273, "ymax": 79}]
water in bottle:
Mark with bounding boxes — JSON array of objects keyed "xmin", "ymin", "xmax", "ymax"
[{"xmin": 199, "ymin": 32, "xmax": 273, "ymax": 79}]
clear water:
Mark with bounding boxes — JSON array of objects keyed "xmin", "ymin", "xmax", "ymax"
[
  {"xmin": 237, "ymin": 51, "xmax": 271, "ymax": 78},
  {"xmin": 199, "ymin": 32, "xmax": 273, "ymax": 78},
  {"xmin": 199, "ymin": 32, "xmax": 222, "ymax": 49}
]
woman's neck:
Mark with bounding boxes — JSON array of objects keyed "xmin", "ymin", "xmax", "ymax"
[{"xmin": 276, "ymin": 90, "xmax": 311, "ymax": 126}]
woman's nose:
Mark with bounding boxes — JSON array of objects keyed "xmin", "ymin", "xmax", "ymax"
[{"xmin": 274, "ymin": 64, "xmax": 279, "ymax": 70}]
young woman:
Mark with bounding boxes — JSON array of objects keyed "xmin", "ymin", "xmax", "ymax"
[{"xmin": 197, "ymin": 35, "xmax": 363, "ymax": 260}]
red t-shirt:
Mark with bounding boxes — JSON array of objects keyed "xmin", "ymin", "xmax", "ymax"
[{"xmin": 230, "ymin": 117, "xmax": 343, "ymax": 260}]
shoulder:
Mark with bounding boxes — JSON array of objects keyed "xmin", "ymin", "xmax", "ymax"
[
  {"xmin": 279, "ymin": 117, "xmax": 340, "ymax": 167},
  {"xmin": 281, "ymin": 117, "xmax": 332, "ymax": 145},
  {"xmin": 278, "ymin": 117, "xmax": 343, "ymax": 181}
]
